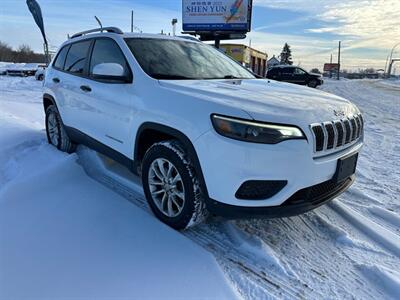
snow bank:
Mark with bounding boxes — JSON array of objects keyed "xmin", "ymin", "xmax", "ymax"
[
  {"xmin": 0, "ymin": 76, "xmax": 239, "ymax": 300},
  {"xmin": 0, "ymin": 155, "xmax": 239, "ymax": 299}
]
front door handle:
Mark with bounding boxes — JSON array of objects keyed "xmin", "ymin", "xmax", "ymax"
[
  {"xmin": 80, "ymin": 85, "xmax": 92, "ymax": 92},
  {"xmin": 52, "ymin": 77, "xmax": 60, "ymax": 83}
]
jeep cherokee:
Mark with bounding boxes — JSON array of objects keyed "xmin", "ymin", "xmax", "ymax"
[{"xmin": 43, "ymin": 27, "xmax": 363, "ymax": 229}]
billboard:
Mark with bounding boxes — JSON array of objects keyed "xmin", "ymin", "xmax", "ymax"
[
  {"xmin": 182, "ymin": 0, "xmax": 252, "ymax": 32},
  {"xmin": 323, "ymin": 63, "xmax": 340, "ymax": 72}
]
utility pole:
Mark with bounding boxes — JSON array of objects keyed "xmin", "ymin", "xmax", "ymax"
[
  {"xmin": 131, "ymin": 10, "xmax": 133, "ymax": 33},
  {"xmin": 330, "ymin": 53, "xmax": 333, "ymax": 78},
  {"xmin": 171, "ymin": 18, "xmax": 178, "ymax": 36},
  {"xmin": 337, "ymin": 41, "xmax": 341, "ymax": 80}
]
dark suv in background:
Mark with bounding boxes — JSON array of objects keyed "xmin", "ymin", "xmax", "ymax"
[{"xmin": 266, "ymin": 66, "xmax": 323, "ymax": 88}]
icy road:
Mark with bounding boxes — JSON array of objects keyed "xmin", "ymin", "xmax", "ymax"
[{"xmin": 0, "ymin": 76, "xmax": 399, "ymax": 299}]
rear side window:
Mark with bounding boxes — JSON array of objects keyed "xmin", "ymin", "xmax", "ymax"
[
  {"xmin": 53, "ymin": 45, "xmax": 69, "ymax": 69},
  {"xmin": 89, "ymin": 39, "xmax": 130, "ymax": 77},
  {"xmin": 268, "ymin": 68, "xmax": 278, "ymax": 75},
  {"xmin": 64, "ymin": 40, "xmax": 91, "ymax": 74},
  {"xmin": 282, "ymin": 67, "xmax": 294, "ymax": 75}
]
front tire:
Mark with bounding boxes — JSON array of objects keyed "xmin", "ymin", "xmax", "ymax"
[
  {"xmin": 45, "ymin": 105, "xmax": 75, "ymax": 153},
  {"xmin": 142, "ymin": 141, "xmax": 208, "ymax": 230},
  {"xmin": 308, "ymin": 79, "xmax": 318, "ymax": 88}
]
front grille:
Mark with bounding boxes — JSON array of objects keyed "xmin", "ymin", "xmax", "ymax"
[
  {"xmin": 310, "ymin": 114, "xmax": 363, "ymax": 153},
  {"xmin": 284, "ymin": 177, "xmax": 352, "ymax": 206}
]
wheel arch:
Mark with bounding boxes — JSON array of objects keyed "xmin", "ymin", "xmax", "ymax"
[
  {"xmin": 43, "ymin": 93, "xmax": 57, "ymax": 113},
  {"xmin": 135, "ymin": 122, "xmax": 209, "ymax": 199}
]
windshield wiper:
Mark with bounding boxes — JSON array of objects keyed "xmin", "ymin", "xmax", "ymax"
[{"xmin": 150, "ymin": 73, "xmax": 195, "ymax": 80}]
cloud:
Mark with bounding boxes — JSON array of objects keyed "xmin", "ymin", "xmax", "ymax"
[
  {"xmin": 306, "ymin": 27, "xmax": 340, "ymax": 34},
  {"xmin": 252, "ymin": 0, "xmax": 400, "ymax": 71},
  {"xmin": 255, "ymin": 0, "xmax": 400, "ymax": 50}
]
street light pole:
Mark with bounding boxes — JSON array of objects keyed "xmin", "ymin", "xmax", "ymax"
[{"xmin": 131, "ymin": 10, "xmax": 133, "ymax": 33}]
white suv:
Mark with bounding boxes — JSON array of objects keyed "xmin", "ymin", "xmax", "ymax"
[{"xmin": 43, "ymin": 27, "xmax": 364, "ymax": 229}]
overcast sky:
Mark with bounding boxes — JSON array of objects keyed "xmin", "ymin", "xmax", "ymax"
[{"xmin": 1, "ymin": 0, "xmax": 399, "ymax": 72}]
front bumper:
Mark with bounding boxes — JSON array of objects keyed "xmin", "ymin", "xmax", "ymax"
[
  {"xmin": 205, "ymin": 175, "xmax": 354, "ymax": 218},
  {"xmin": 194, "ymin": 130, "xmax": 362, "ymax": 209}
]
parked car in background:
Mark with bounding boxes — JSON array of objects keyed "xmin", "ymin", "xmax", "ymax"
[
  {"xmin": 6, "ymin": 63, "xmax": 44, "ymax": 77},
  {"xmin": 267, "ymin": 65, "xmax": 323, "ymax": 88},
  {"xmin": 35, "ymin": 65, "xmax": 46, "ymax": 81}
]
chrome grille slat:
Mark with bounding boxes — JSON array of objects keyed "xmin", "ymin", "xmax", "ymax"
[
  {"xmin": 349, "ymin": 117, "xmax": 357, "ymax": 141},
  {"xmin": 343, "ymin": 119, "xmax": 352, "ymax": 143},
  {"xmin": 321, "ymin": 124, "xmax": 329, "ymax": 151},
  {"xmin": 310, "ymin": 114, "xmax": 364, "ymax": 153},
  {"xmin": 332, "ymin": 121, "xmax": 338, "ymax": 148}
]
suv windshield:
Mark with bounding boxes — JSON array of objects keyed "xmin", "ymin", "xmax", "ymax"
[{"xmin": 125, "ymin": 38, "xmax": 255, "ymax": 80}]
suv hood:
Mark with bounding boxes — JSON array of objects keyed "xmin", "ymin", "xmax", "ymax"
[
  {"xmin": 159, "ymin": 79, "xmax": 358, "ymax": 126},
  {"xmin": 309, "ymin": 73, "xmax": 322, "ymax": 78}
]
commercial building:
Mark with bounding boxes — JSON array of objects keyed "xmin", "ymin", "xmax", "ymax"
[{"xmin": 220, "ymin": 44, "xmax": 268, "ymax": 77}]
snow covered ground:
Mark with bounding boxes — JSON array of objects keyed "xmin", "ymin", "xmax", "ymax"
[{"xmin": 0, "ymin": 76, "xmax": 399, "ymax": 299}]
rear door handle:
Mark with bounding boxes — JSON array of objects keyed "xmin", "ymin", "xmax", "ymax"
[
  {"xmin": 52, "ymin": 77, "xmax": 60, "ymax": 83},
  {"xmin": 80, "ymin": 85, "xmax": 92, "ymax": 92}
]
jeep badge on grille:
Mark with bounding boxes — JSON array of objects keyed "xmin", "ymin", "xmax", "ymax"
[{"xmin": 334, "ymin": 109, "xmax": 346, "ymax": 117}]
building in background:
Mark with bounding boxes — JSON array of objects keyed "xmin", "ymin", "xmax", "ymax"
[
  {"xmin": 267, "ymin": 55, "xmax": 280, "ymax": 68},
  {"xmin": 220, "ymin": 44, "xmax": 268, "ymax": 77}
]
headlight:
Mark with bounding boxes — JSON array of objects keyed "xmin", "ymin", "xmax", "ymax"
[{"xmin": 211, "ymin": 114, "xmax": 305, "ymax": 144}]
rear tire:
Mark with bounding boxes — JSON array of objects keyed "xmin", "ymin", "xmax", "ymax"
[
  {"xmin": 45, "ymin": 105, "xmax": 76, "ymax": 153},
  {"xmin": 142, "ymin": 140, "xmax": 208, "ymax": 230}
]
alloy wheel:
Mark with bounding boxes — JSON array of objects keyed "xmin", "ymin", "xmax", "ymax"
[
  {"xmin": 148, "ymin": 158, "xmax": 185, "ymax": 217},
  {"xmin": 47, "ymin": 112, "xmax": 60, "ymax": 146}
]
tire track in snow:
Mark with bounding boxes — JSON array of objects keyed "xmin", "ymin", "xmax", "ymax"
[
  {"xmin": 233, "ymin": 212, "xmax": 382, "ymax": 299},
  {"xmin": 329, "ymin": 201, "xmax": 400, "ymax": 257}
]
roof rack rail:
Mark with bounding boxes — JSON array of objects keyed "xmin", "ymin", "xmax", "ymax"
[{"xmin": 71, "ymin": 27, "xmax": 123, "ymax": 39}]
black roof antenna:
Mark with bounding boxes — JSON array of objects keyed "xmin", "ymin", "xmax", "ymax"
[{"xmin": 94, "ymin": 16, "xmax": 103, "ymax": 31}]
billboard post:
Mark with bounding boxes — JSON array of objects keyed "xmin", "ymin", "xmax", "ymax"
[{"xmin": 182, "ymin": 0, "xmax": 253, "ymax": 46}]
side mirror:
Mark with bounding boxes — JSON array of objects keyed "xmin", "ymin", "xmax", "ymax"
[{"xmin": 92, "ymin": 63, "xmax": 125, "ymax": 77}]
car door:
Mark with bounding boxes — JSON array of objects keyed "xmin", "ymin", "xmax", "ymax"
[
  {"xmin": 57, "ymin": 39, "xmax": 93, "ymax": 133},
  {"xmin": 266, "ymin": 68, "xmax": 279, "ymax": 80},
  {"xmin": 293, "ymin": 68, "xmax": 307, "ymax": 85},
  {"xmin": 281, "ymin": 67, "xmax": 296, "ymax": 83},
  {"xmin": 47, "ymin": 44, "xmax": 70, "ymax": 119},
  {"xmin": 81, "ymin": 38, "xmax": 136, "ymax": 155}
]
